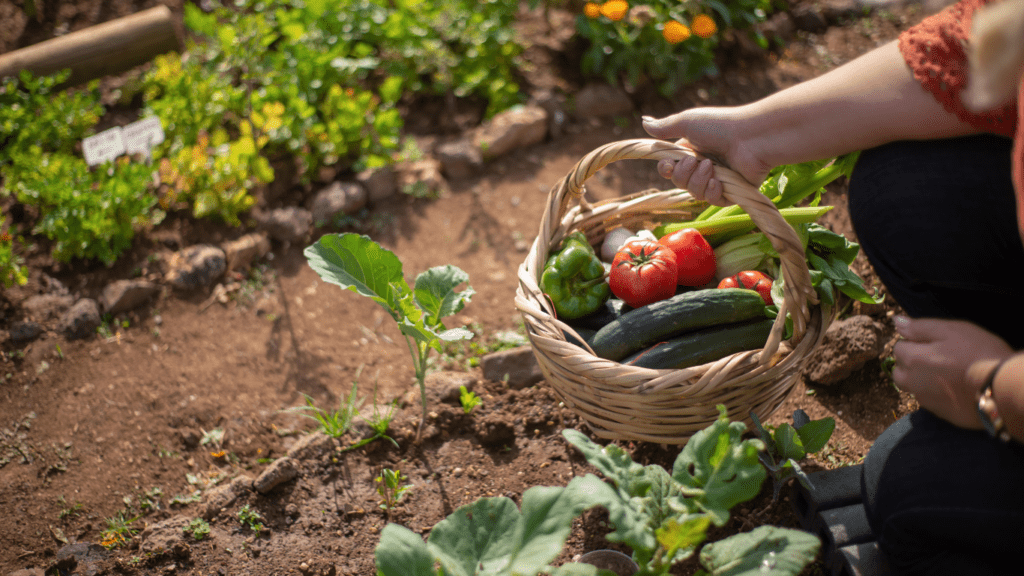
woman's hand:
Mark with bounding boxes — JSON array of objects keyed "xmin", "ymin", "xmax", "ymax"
[
  {"xmin": 893, "ymin": 315, "xmax": 1014, "ymax": 429},
  {"xmin": 642, "ymin": 107, "xmax": 771, "ymax": 206}
]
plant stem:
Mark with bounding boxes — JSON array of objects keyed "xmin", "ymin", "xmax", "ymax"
[{"xmin": 404, "ymin": 335, "xmax": 430, "ymax": 443}]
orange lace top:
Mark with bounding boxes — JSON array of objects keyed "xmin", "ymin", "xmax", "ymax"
[{"xmin": 899, "ymin": 0, "xmax": 1024, "ymax": 239}]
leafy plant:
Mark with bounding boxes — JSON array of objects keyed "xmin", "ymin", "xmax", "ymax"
[
  {"xmin": 100, "ymin": 509, "xmax": 141, "ymax": 549},
  {"xmin": 575, "ymin": 0, "xmax": 772, "ymax": 96},
  {"xmin": 286, "ymin": 380, "xmax": 363, "ymax": 439},
  {"xmin": 375, "ymin": 467, "xmax": 412, "ymax": 519},
  {"xmin": 375, "ymin": 407, "xmax": 821, "ymax": 576},
  {"xmin": 749, "ymin": 409, "xmax": 836, "ymax": 501},
  {"xmin": 184, "ymin": 518, "xmax": 211, "ymax": 541},
  {"xmin": 0, "ymin": 219, "xmax": 27, "ymax": 288},
  {"xmin": 237, "ymin": 504, "xmax": 264, "ymax": 534},
  {"xmin": 305, "ymin": 233, "xmax": 474, "ymax": 441},
  {"xmin": 376, "ymin": 480, "xmax": 606, "ymax": 576},
  {"xmin": 459, "ymin": 385, "xmax": 482, "ymax": 414},
  {"xmin": 57, "ymin": 495, "xmax": 83, "ymax": 520}
]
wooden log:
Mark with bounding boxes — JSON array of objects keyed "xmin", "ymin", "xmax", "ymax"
[{"xmin": 0, "ymin": 5, "xmax": 182, "ymax": 86}]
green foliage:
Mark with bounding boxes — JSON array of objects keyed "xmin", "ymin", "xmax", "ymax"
[
  {"xmin": 376, "ymin": 482, "xmax": 606, "ymax": 576},
  {"xmin": 459, "ymin": 385, "xmax": 482, "ymax": 414},
  {"xmin": 100, "ymin": 509, "xmax": 141, "ymax": 549},
  {"xmin": 238, "ymin": 504, "xmax": 264, "ymax": 534},
  {"xmin": 7, "ymin": 151, "xmax": 161, "ymax": 265},
  {"xmin": 184, "ymin": 518, "xmax": 211, "ymax": 541},
  {"xmin": 749, "ymin": 409, "xmax": 836, "ymax": 502},
  {"xmin": 374, "ymin": 408, "xmax": 821, "ymax": 576},
  {"xmin": 0, "ymin": 215, "xmax": 27, "ymax": 288},
  {"xmin": 575, "ymin": 0, "xmax": 772, "ymax": 96},
  {"xmin": 283, "ymin": 377, "xmax": 400, "ymax": 451},
  {"xmin": 305, "ymin": 233, "xmax": 474, "ymax": 441},
  {"xmin": 375, "ymin": 467, "xmax": 412, "ymax": 518}
]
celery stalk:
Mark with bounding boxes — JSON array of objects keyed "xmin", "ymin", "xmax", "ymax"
[{"xmin": 653, "ymin": 205, "xmax": 833, "ymax": 246}]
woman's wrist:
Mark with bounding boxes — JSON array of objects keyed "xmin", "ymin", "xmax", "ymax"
[{"xmin": 990, "ymin": 354, "xmax": 1024, "ymax": 441}]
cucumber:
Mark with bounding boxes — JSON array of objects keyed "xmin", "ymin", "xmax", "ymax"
[
  {"xmin": 589, "ymin": 288, "xmax": 767, "ymax": 361},
  {"xmin": 563, "ymin": 327, "xmax": 597, "ymax": 349},
  {"xmin": 622, "ymin": 319, "xmax": 775, "ymax": 370}
]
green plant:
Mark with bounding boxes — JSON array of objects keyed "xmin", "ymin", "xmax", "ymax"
[
  {"xmin": 305, "ymin": 233, "xmax": 474, "ymax": 441},
  {"xmin": 100, "ymin": 509, "xmax": 141, "ymax": 549},
  {"xmin": 57, "ymin": 495, "xmax": 83, "ymax": 519},
  {"xmin": 285, "ymin": 380, "xmax": 363, "ymax": 439},
  {"xmin": 575, "ymin": 0, "xmax": 772, "ymax": 96},
  {"xmin": 376, "ymin": 406, "xmax": 821, "ymax": 576},
  {"xmin": 375, "ymin": 467, "xmax": 411, "ymax": 519},
  {"xmin": 750, "ymin": 409, "xmax": 836, "ymax": 501},
  {"xmin": 237, "ymin": 504, "xmax": 264, "ymax": 534},
  {"xmin": 459, "ymin": 386, "xmax": 482, "ymax": 414},
  {"xmin": 0, "ymin": 219, "xmax": 27, "ymax": 288},
  {"xmin": 184, "ymin": 518, "xmax": 211, "ymax": 541}
]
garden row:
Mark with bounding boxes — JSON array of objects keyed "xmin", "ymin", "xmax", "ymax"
[{"xmin": 0, "ymin": 0, "xmax": 784, "ymax": 289}]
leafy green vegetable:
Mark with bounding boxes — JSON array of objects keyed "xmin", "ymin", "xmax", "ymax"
[
  {"xmin": 749, "ymin": 409, "xmax": 836, "ymax": 502},
  {"xmin": 696, "ymin": 525, "xmax": 821, "ymax": 576},
  {"xmin": 305, "ymin": 233, "xmax": 474, "ymax": 441},
  {"xmin": 375, "ymin": 482, "xmax": 607, "ymax": 576}
]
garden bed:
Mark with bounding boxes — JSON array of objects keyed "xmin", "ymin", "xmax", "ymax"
[{"xmin": 0, "ymin": 0, "xmax": 925, "ymax": 574}]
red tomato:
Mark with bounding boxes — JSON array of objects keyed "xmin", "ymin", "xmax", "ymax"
[
  {"xmin": 717, "ymin": 270, "xmax": 773, "ymax": 305},
  {"xmin": 610, "ymin": 239, "xmax": 678, "ymax": 308},
  {"xmin": 658, "ymin": 228, "xmax": 717, "ymax": 286}
]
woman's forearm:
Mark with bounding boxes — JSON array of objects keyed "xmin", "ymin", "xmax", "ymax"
[{"xmin": 736, "ymin": 40, "xmax": 984, "ymax": 168}]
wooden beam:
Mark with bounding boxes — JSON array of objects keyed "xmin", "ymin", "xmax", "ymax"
[{"xmin": 0, "ymin": 5, "xmax": 182, "ymax": 86}]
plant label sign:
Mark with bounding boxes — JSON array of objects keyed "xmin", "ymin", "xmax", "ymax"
[
  {"xmin": 82, "ymin": 127, "xmax": 126, "ymax": 166},
  {"xmin": 122, "ymin": 117, "xmax": 165, "ymax": 158}
]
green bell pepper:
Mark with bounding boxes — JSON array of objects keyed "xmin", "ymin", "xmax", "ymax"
[{"xmin": 541, "ymin": 232, "xmax": 611, "ymax": 319}]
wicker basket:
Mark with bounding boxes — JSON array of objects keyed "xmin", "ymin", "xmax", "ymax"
[{"xmin": 514, "ymin": 139, "xmax": 833, "ymax": 444}]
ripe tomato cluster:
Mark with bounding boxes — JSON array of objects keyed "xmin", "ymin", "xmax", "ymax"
[{"xmin": 608, "ymin": 228, "xmax": 774, "ymax": 308}]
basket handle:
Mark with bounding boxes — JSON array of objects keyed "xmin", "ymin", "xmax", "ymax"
[{"xmin": 536, "ymin": 138, "xmax": 818, "ymax": 357}]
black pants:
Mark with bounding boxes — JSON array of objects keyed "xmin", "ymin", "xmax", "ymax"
[{"xmin": 848, "ymin": 135, "xmax": 1024, "ymax": 575}]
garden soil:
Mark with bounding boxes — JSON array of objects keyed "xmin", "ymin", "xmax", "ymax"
[{"xmin": 1, "ymin": 1, "xmax": 926, "ymax": 574}]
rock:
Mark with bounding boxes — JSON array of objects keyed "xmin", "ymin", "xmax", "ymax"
[
  {"xmin": 221, "ymin": 233, "xmax": 271, "ymax": 274},
  {"xmin": 435, "ymin": 138, "xmax": 484, "ymax": 180},
  {"xmin": 49, "ymin": 542, "xmax": 108, "ymax": 576},
  {"xmin": 9, "ymin": 321, "xmax": 43, "ymax": 343},
  {"xmin": 481, "ymin": 345, "xmax": 543, "ymax": 390},
  {"xmin": 138, "ymin": 515, "xmax": 191, "ymax": 557},
  {"xmin": 473, "ymin": 104, "xmax": 548, "ymax": 160},
  {"xmin": 357, "ymin": 166, "xmax": 398, "ymax": 205},
  {"xmin": 255, "ymin": 207, "xmax": 313, "ymax": 243},
  {"xmin": 822, "ymin": 0, "xmax": 864, "ymax": 24},
  {"xmin": 99, "ymin": 279, "xmax": 160, "ymax": 315},
  {"xmin": 286, "ymin": 430, "xmax": 335, "ymax": 461},
  {"xmin": 21, "ymin": 294, "xmax": 74, "ymax": 322},
  {"xmin": 473, "ymin": 411, "xmax": 516, "ymax": 447},
  {"xmin": 59, "ymin": 299, "xmax": 101, "ymax": 341},
  {"xmin": 164, "ymin": 245, "xmax": 227, "ymax": 290},
  {"xmin": 200, "ymin": 475, "xmax": 252, "ymax": 520},
  {"xmin": 308, "ymin": 181, "xmax": 367, "ymax": 225},
  {"xmin": 804, "ymin": 315, "xmax": 886, "ymax": 386},
  {"xmin": 398, "ymin": 158, "xmax": 447, "ymax": 198},
  {"xmin": 253, "ymin": 456, "xmax": 299, "ymax": 494},
  {"xmin": 9, "ymin": 568, "xmax": 45, "ymax": 576},
  {"xmin": 531, "ymin": 88, "xmax": 568, "ymax": 139},
  {"xmin": 573, "ymin": 83, "xmax": 634, "ymax": 119}
]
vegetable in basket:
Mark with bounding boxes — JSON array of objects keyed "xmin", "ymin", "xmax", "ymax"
[
  {"xmin": 718, "ymin": 270, "xmax": 774, "ymax": 306},
  {"xmin": 609, "ymin": 237, "xmax": 677, "ymax": 308},
  {"xmin": 540, "ymin": 231, "xmax": 611, "ymax": 319},
  {"xmin": 658, "ymin": 227, "xmax": 717, "ymax": 286}
]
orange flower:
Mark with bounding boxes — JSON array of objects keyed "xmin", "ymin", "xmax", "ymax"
[
  {"xmin": 600, "ymin": 0, "xmax": 628, "ymax": 21},
  {"xmin": 692, "ymin": 14, "xmax": 717, "ymax": 38},
  {"xmin": 663, "ymin": 20, "xmax": 691, "ymax": 44},
  {"xmin": 584, "ymin": 2, "xmax": 601, "ymax": 18}
]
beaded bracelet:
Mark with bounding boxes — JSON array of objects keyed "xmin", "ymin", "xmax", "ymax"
[{"xmin": 977, "ymin": 359, "xmax": 1012, "ymax": 443}]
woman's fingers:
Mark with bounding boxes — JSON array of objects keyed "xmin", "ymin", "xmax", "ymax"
[{"xmin": 657, "ymin": 156, "xmax": 728, "ymax": 205}]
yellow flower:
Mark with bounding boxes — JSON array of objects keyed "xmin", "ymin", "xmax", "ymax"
[
  {"xmin": 600, "ymin": 0, "xmax": 628, "ymax": 21},
  {"xmin": 584, "ymin": 2, "xmax": 601, "ymax": 18},
  {"xmin": 663, "ymin": 20, "xmax": 691, "ymax": 44},
  {"xmin": 692, "ymin": 14, "xmax": 717, "ymax": 38}
]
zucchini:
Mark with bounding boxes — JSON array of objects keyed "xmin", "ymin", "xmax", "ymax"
[
  {"xmin": 622, "ymin": 319, "xmax": 775, "ymax": 370},
  {"xmin": 589, "ymin": 288, "xmax": 767, "ymax": 361}
]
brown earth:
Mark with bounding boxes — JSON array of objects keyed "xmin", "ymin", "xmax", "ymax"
[{"xmin": 0, "ymin": 1, "xmax": 926, "ymax": 575}]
